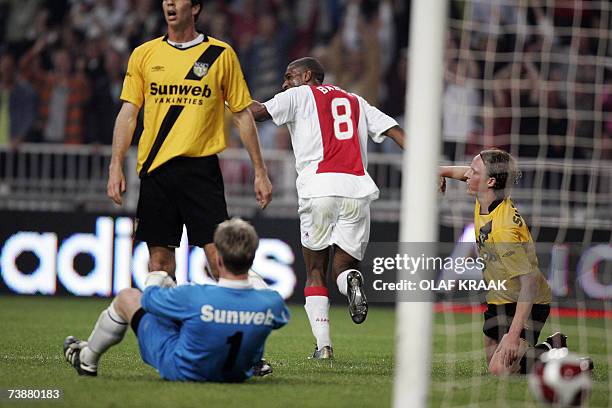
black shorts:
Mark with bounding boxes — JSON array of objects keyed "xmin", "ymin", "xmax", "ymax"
[
  {"xmin": 482, "ymin": 303, "xmax": 550, "ymax": 346},
  {"xmin": 135, "ymin": 155, "xmax": 229, "ymax": 248}
]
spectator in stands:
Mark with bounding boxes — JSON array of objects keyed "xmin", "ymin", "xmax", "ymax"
[
  {"xmin": 544, "ymin": 68, "xmax": 569, "ymax": 159},
  {"xmin": 226, "ymin": 0, "xmax": 258, "ymax": 50},
  {"xmin": 238, "ymin": 9, "xmax": 295, "ymax": 147},
  {"xmin": 121, "ymin": 0, "xmax": 162, "ymax": 52},
  {"xmin": 327, "ymin": 0, "xmax": 398, "ymax": 109},
  {"xmin": 514, "ymin": 39, "xmax": 541, "ymax": 156},
  {"xmin": 443, "ymin": 35, "xmax": 481, "ymax": 161},
  {"xmin": 288, "ymin": 0, "xmax": 342, "ymax": 60},
  {"xmin": 84, "ymin": 48, "xmax": 124, "ymax": 145},
  {"xmin": 0, "ymin": 52, "xmax": 37, "ymax": 148},
  {"xmin": 205, "ymin": 10, "xmax": 233, "ymax": 45},
  {"xmin": 380, "ymin": 48, "xmax": 407, "ymax": 154},
  {"xmin": 468, "ymin": 0, "xmax": 525, "ymax": 57},
  {"xmin": 82, "ymin": 35, "xmax": 106, "ymax": 79},
  {"xmin": 5, "ymin": 0, "xmax": 607, "ymax": 169},
  {"xmin": 242, "ymin": 12, "xmax": 293, "ymax": 102},
  {"xmin": 20, "ymin": 38, "xmax": 90, "ymax": 144},
  {"xmin": 327, "ymin": 20, "xmax": 380, "ymax": 107},
  {"xmin": 309, "ymin": 44, "xmax": 337, "ymax": 85},
  {"xmin": 382, "ymin": 48, "xmax": 408, "ymax": 118},
  {"xmin": 467, "ymin": 62, "xmax": 514, "ymax": 156},
  {"xmin": 2, "ymin": 0, "xmax": 45, "ymax": 43}
]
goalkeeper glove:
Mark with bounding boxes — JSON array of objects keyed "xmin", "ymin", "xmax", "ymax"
[{"xmin": 145, "ymin": 271, "xmax": 176, "ymax": 288}]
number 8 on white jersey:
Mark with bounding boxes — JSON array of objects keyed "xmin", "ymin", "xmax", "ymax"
[{"xmin": 331, "ymin": 97, "xmax": 354, "ymax": 140}]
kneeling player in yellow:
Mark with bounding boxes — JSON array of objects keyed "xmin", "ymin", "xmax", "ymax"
[{"xmin": 440, "ymin": 149, "xmax": 570, "ymax": 375}]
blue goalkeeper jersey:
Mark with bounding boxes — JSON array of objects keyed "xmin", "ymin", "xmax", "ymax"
[{"xmin": 140, "ymin": 279, "xmax": 290, "ymax": 382}]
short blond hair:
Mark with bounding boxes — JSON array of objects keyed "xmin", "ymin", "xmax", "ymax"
[
  {"xmin": 479, "ymin": 148, "xmax": 522, "ymax": 196},
  {"xmin": 213, "ymin": 218, "xmax": 259, "ymax": 274}
]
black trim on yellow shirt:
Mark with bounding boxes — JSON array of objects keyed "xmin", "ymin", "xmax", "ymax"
[{"xmin": 488, "ymin": 199, "xmax": 504, "ymax": 213}]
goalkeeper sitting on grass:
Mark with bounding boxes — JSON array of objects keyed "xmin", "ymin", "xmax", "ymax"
[
  {"xmin": 439, "ymin": 148, "xmax": 571, "ymax": 375},
  {"xmin": 63, "ymin": 218, "xmax": 289, "ymax": 382}
]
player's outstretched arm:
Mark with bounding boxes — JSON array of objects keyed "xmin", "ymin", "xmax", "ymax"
[
  {"xmin": 440, "ymin": 166, "xmax": 469, "ymax": 181},
  {"xmin": 107, "ymin": 102, "xmax": 139, "ymax": 205},
  {"xmin": 233, "ymin": 107, "xmax": 273, "ymax": 209},
  {"xmin": 438, "ymin": 166, "xmax": 469, "ymax": 193},
  {"xmin": 248, "ymin": 100, "xmax": 272, "ymax": 122},
  {"xmin": 383, "ymin": 125, "xmax": 405, "ymax": 149}
]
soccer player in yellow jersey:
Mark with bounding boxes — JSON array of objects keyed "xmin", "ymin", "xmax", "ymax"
[
  {"xmin": 440, "ymin": 149, "xmax": 569, "ymax": 375},
  {"xmin": 106, "ymin": 0, "xmax": 272, "ymax": 280}
]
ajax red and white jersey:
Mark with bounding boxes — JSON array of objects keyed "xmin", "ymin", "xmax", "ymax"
[{"xmin": 263, "ymin": 84, "xmax": 397, "ymax": 199}]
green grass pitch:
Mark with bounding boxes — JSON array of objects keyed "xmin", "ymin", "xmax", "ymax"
[{"xmin": 0, "ymin": 296, "xmax": 609, "ymax": 407}]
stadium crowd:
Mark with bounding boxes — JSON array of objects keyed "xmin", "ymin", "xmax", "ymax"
[{"xmin": 0, "ymin": 0, "xmax": 610, "ymax": 161}]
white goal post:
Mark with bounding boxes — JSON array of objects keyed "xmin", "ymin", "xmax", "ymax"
[{"xmin": 393, "ymin": 1, "xmax": 447, "ymax": 407}]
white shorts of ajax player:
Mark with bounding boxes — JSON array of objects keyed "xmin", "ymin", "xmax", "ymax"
[{"xmin": 298, "ymin": 196, "xmax": 371, "ymax": 261}]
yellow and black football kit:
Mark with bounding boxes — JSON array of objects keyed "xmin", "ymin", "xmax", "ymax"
[
  {"xmin": 120, "ymin": 34, "xmax": 251, "ymax": 247},
  {"xmin": 474, "ymin": 198, "xmax": 551, "ymax": 305},
  {"xmin": 474, "ymin": 198, "xmax": 552, "ymax": 344},
  {"xmin": 121, "ymin": 34, "xmax": 252, "ymax": 176}
]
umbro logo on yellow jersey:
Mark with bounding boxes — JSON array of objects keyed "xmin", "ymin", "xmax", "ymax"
[{"xmin": 152, "ymin": 65, "xmax": 165, "ymax": 72}]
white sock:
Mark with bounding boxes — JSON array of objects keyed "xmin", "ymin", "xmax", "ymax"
[
  {"xmin": 304, "ymin": 296, "xmax": 332, "ymax": 349},
  {"xmin": 336, "ymin": 270, "xmax": 351, "ymax": 297},
  {"xmin": 80, "ymin": 302, "xmax": 128, "ymax": 367}
]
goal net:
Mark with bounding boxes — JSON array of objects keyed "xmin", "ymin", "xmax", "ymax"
[{"xmin": 402, "ymin": 0, "xmax": 612, "ymax": 406}]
